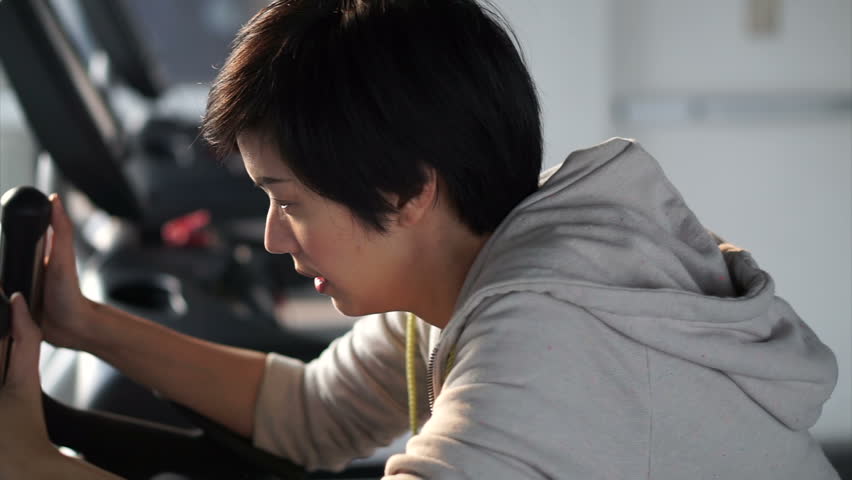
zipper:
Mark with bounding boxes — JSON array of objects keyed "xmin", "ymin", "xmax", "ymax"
[{"xmin": 426, "ymin": 343, "xmax": 440, "ymax": 414}]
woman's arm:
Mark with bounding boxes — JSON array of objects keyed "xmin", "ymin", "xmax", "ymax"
[
  {"xmin": 39, "ymin": 194, "xmax": 267, "ymax": 438},
  {"xmin": 81, "ymin": 300, "xmax": 267, "ymax": 438}
]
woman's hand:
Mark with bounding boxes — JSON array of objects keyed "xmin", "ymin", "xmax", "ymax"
[
  {"xmin": 38, "ymin": 195, "xmax": 97, "ymax": 351},
  {"xmin": 0, "ymin": 293, "xmax": 123, "ymax": 479},
  {"xmin": 0, "ymin": 293, "xmax": 60, "ymax": 476}
]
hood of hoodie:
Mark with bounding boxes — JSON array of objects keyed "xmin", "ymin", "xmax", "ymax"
[{"xmin": 438, "ymin": 137, "xmax": 838, "ymax": 432}]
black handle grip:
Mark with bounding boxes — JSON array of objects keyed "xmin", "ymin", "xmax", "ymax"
[
  {"xmin": 0, "ymin": 186, "xmax": 52, "ymax": 322},
  {"xmin": 0, "ymin": 186, "xmax": 51, "ymax": 385}
]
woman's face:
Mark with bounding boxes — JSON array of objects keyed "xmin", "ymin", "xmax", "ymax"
[{"xmin": 237, "ymin": 132, "xmax": 412, "ymax": 317}]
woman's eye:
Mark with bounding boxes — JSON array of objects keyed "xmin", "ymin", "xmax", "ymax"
[{"xmin": 275, "ymin": 200, "xmax": 293, "ymax": 213}]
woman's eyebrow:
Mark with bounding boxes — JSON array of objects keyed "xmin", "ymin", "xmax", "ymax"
[{"xmin": 254, "ymin": 176, "xmax": 292, "ymax": 187}]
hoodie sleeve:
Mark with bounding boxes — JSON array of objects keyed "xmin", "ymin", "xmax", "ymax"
[
  {"xmin": 252, "ymin": 311, "xmax": 428, "ymax": 472},
  {"xmin": 384, "ymin": 292, "xmax": 652, "ymax": 479}
]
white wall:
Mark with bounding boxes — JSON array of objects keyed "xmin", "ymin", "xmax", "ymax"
[
  {"xmin": 612, "ymin": 0, "xmax": 852, "ymax": 92},
  {"xmin": 493, "ymin": 0, "xmax": 612, "ymax": 168}
]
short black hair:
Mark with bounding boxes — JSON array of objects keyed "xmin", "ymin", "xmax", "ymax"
[{"xmin": 202, "ymin": 0, "xmax": 542, "ymax": 234}]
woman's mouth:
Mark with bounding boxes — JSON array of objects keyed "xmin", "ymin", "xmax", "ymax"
[{"xmin": 314, "ymin": 276, "xmax": 329, "ymax": 294}]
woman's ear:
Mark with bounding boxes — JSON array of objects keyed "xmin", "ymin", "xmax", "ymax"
[{"xmin": 397, "ymin": 168, "xmax": 438, "ymax": 228}]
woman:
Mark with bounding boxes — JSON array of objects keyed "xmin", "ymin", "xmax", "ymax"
[{"xmin": 0, "ymin": 0, "xmax": 840, "ymax": 478}]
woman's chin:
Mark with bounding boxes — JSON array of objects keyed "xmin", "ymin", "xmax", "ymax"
[
  {"xmin": 330, "ymin": 297, "xmax": 359, "ymax": 317},
  {"xmin": 330, "ymin": 297, "xmax": 382, "ymax": 318}
]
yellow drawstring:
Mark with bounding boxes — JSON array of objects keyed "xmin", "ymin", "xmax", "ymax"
[
  {"xmin": 406, "ymin": 312, "xmax": 456, "ymax": 435},
  {"xmin": 405, "ymin": 312, "xmax": 419, "ymax": 434}
]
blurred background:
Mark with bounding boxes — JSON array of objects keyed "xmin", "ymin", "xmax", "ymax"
[{"xmin": 0, "ymin": 0, "xmax": 849, "ymax": 476}]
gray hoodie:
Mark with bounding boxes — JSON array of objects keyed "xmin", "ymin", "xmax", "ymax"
[{"xmin": 253, "ymin": 138, "xmax": 840, "ymax": 479}]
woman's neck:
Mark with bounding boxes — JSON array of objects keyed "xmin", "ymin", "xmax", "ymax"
[{"xmin": 408, "ymin": 225, "xmax": 491, "ymax": 329}]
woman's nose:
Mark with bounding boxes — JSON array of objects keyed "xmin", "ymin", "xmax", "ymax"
[{"xmin": 264, "ymin": 206, "xmax": 297, "ymax": 254}]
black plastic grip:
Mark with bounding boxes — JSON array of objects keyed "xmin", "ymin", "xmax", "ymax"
[
  {"xmin": 0, "ymin": 186, "xmax": 52, "ymax": 317},
  {"xmin": 0, "ymin": 186, "xmax": 51, "ymax": 385}
]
